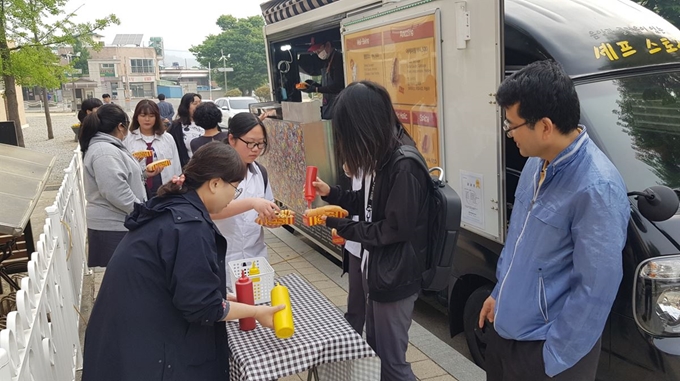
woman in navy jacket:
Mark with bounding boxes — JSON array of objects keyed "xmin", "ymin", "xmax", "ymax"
[
  {"xmin": 82, "ymin": 142, "xmax": 283, "ymax": 381},
  {"xmin": 312, "ymin": 81, "xmax": 431, "ymax": 381}
]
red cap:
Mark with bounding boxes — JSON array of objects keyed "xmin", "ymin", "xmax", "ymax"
[{"xmin": 307, "ymin": 37, "xmax": 324, "ymax": 52}]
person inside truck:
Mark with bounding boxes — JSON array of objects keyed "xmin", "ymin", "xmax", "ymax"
[
  {"xmin": 477, "ymin": 60, "xmax": 630, "ymax": 381},
  {"xmin": 300, "ymin": 38, "xmax": 345, "ymax": 119},
  {"xmin": 311, "ymin": 81, "xmax": 430, "ymax": 381}
]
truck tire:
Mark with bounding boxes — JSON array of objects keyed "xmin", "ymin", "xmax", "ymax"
[{"xmin": 463, "ymin": 284, "xmax": 493, "ymax": 369}]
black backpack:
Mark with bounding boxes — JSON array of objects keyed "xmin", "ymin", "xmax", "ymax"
[{"xmin": 391, "ymin": 145, "xmax": 462, "ymax": 291}]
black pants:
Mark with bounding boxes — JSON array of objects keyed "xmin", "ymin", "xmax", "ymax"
[
  {"xmin": 344, "ymin": 252, "xmax": 366, "ymax": 334},
  {"xmin": 486, "ymin": 326, "xmax": 601, "ymax": 381}
]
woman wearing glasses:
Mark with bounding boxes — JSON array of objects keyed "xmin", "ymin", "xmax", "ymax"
[
  {"xmin": 209, "ymin": 112, "xmax": 279, "ymax": 288},
  {"xmin": 82, "ymin": 142, "xmax": 284, "ymax": 380},
  {"xmin": 79, "ymin": 103, "xmax": 160, "ymax": 268}
]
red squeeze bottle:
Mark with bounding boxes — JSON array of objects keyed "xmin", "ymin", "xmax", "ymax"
[
  {"xmin": 235, "ymin": 270, "xmax": 256, "ymax": 331},
  {"xmin": 305, "ymin": 166, "xmax": 318, "ymax": 209}
]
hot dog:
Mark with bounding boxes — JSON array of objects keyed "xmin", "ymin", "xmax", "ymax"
[
  {"xmin": 146, "ymin": 159, "xmax": 171, "ymax": 172},
  {"xmin": 132, "ymin": 150, "xmax": 153, "ymax": 160}
]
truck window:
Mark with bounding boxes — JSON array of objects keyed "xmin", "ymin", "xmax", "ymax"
[{"xmin": 576, "ymin": 71, "xmax": 680, "ymax": 217}]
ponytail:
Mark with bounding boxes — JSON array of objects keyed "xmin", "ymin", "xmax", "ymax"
[
  {"xmin": 157, "ymin": 142, "xmax": 246, "ymax": 197},
  {"xmin": 79, "ymin": 103, "xmax": 129, "ymax": 156}
]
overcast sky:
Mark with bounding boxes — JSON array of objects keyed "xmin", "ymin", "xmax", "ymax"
[{"xmin": 64, "ymin": 0, "xmax": 264, "ymax": 52}]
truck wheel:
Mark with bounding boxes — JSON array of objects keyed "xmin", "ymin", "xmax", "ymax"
[{"xmin": 463, "ymin": 284, "xmax": 493, "ymax": 369}]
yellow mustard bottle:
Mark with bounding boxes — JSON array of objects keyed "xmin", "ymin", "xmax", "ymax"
[
  {"xmin": 250, "ymin": 262, "xmax": 260, "ymax": 282},
  {"xmin": 250, "ymin": 262, "xmax": 261, "ymax": 301},
  {"xmin": 271, "ymin": 283, "xmax": 294, "ymax": 339}
]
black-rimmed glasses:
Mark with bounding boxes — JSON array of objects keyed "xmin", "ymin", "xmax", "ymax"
[
  {"xmin": 502, "ymin": 119, "xmax": 530, "ymax": 138},
  {"xmin": 238, "ymin": 137, "xmax": 267, "ymax": 150},
  {"xmin": 229, "ymin": 183, "xmax": 243, "ymax": 199}
]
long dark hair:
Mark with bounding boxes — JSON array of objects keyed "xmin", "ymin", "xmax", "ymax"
[
  {"xmin": 77, "ymin": 98, "xmax": 103, "ymax": 123},
  {"xmin": 79, "ymin": 103, "xmax": 130, "ymax": 156},
  {"xmin": 157, "ymin": 142, "xmax": 246, "ymax": 197},
  {"xmin": 130, "ymin": 99, "xmax": 164, "ymax": 135},
  {"xmin": 332, "ymin": 81, "xmax": 405, "ymax": 175},
  {"xmin": 174, "ymin": 93, "xmax": 201, "ymax": 126},
  {"xmin": 227, "ymin": 112, "xmax": 268, "ymax": 154}
]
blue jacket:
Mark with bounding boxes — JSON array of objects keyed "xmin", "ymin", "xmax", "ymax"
[
  {"xmin": 491, "ymin": 128, "xmax": 630, "ymax": 377},
  {"xmin": 82, "ymin": 190, "xmax": 230, "ymax": 381}
]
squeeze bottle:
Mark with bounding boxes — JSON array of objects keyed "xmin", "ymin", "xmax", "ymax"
[
  {"xmin": 304, "ymin": 166, "xmax": 318, "ymax": 209},
  {"xmin": 235, "ymin": 270, "xmax": 256, "ymax": 331},
  {"xmin": 250, "ymin": 262, "xmax": 261, "ymax": 301},
  {"xmin": 271, "ymin": 283, "xmax": 294, "ymax": 339}
]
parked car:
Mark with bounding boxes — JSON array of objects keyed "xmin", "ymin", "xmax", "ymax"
[{"xmin": 214, "ymin": 97, "xmax": 258, "ymax": 127}]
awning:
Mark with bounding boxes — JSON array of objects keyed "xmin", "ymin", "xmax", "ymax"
[
  {"xmin": 0, "ymin": 144, "xmax": 55, "ymax": 237},
  {"xmin": 260, "ymin": 0, "xmax": 339, "ymax": 24}
]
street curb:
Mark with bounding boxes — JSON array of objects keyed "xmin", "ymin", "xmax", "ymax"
[{"xmin": 269, "ymin": 227, "xmax": 485, "ymax": 381}]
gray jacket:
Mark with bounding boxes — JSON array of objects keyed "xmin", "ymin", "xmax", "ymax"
[{"xmin": 83, "ymin": 133, "xmax": 147, "ymax": 231}]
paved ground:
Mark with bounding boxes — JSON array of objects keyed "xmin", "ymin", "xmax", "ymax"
[{"xmin": 21, "ymin": 112, "xmax": 485, "ymax": 381}]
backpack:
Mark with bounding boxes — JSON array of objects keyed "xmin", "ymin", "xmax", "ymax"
[
  {"xmin": 391, "ymin": 145, "xmax": 462, "ymax": 291},
  {"xmin": 254, "ymin": 161, "xmax": 269, "ymax": 189}
]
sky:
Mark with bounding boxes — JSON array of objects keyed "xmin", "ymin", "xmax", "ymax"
[{"xmin": 64, "ymin": 0, "xmax": 264, "ymax": 53}]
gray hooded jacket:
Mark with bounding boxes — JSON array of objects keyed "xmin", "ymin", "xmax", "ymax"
[{"xmin": 83, "ymin": 132, "xmax": 147, "ymax": 231}]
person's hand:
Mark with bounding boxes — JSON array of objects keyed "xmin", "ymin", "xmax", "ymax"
[
  {"xmin": 145, "ymin": 166, "xmax": 163, "ymax": 178},
  {"xmin": 254, "ymin": 304, "xmax": 286, "ymax": 329},
  {"xmin": 227, "ymin": 293, "xmax": 237, "ymax": 302},
  {"xmin": 304, "ymin": 80, "xmax": 319, "ymax": 87},
  {"xmin": 251, "ymin": 198, "xmax": 280, "ymax": 219},
  {"xmin": 312, "ymin": 177, "xmax": 330, "ymax": 197},
  {"xmin": 478, "ymin": 296, "xmax": 496, "ymax": 329}
]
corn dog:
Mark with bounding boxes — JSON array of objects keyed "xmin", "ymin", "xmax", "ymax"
[
  {"xmin": 146, "ymin": 159, "xmax": 171, "ymax": 172},
  {"xmin": 132, "ymin": 150, "xmax": 153, "ymax": 160}
]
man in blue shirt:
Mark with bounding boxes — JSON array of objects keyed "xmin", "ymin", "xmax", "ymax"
[
  {"xmin": 157, "ymin": 93, "xmax": 174, "ymax": 127},
  {"xmin": 478, "ymin": 60, "xmax": 630, "ymax": 380}
]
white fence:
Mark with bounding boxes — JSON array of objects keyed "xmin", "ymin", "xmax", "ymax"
[{"xmin": 0, "ymin": 150, "xmax": 88, "ymax": 380}]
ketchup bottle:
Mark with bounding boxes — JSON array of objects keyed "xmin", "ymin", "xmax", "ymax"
[
  {"xmin": 235, "ymin": 270, "xmax": 256, "ymax": 331},
  {"xmin": 304, "ymin": 166, "xmax": 318, "ymax": 209}
]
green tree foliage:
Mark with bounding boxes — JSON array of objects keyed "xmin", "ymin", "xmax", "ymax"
[
  {"xmin": 191, "ymin": 15, "xmax": 268, "ymax": 96},
  {"xmin": 635, "ymin": 0, "xmax": 680, "ymax": 29},
  {"xmin": 72, "ymin": 39, "xmax": 91, "ymax": 75},
  {"xmin": 0, "ymin": 0, "xmax": 118, "ymax": 145}
]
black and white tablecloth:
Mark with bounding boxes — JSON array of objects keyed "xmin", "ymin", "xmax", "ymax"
[{"xmin": 227, "ymin": 273, "xmax": 380, "ymax": 381}]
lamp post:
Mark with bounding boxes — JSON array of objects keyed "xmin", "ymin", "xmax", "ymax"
[{"xmin": 208, "ymin": 61, "xmax": 212, "ymax": 100}]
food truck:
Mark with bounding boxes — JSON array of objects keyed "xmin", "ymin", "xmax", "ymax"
[{"xmin": 256, "ymin": 0, "xmax": 680, "ymax": 378}]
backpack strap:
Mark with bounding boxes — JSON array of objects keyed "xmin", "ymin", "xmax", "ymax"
[
  {"xmin": 255, "ymin": 161, "xmax": 269, "ymax": 190},
  {"xmin": 390, "ymin": 145, "xmax": 432, "ymax": 186}
]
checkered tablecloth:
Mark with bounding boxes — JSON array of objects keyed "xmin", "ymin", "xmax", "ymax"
[{"xmin": 227, "ymin": 273, "xmax": 380, "ymax": 381}]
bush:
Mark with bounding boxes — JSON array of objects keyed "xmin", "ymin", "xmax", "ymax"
[
  {"xmin": 226, "ymin": 89, "xmax": 242, "ymax": 97},
  {"xmin": 254, "ymin": 85, "xmax": 271, "ymax": 101}
]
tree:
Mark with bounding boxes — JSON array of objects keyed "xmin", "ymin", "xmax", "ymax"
[
  {"xmin": 191, "ymin": 15, "xmax": 268, "ymax": 96},
  {"xmin": 0, "ymin": 0, "xmax": 118, "ymax": 146},
  {"xmin": 635, "ymin": 0, "xmax": 680, "ymax": 29},
  {"xmin": 72, "ymin": 39, "xmax": 91, "ymax": 75}
]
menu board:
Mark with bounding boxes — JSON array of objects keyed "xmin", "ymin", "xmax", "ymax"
[{"xmin": 344, "ymin": 15, "xmax": 440, "ymax": 167}]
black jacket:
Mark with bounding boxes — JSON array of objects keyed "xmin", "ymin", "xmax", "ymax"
[
  {"xmin": 325, "ymin": 131, "xmax": 430, "ymax": 303},
  {"xmin": 168, "ymin": 120, "xmax": 190, "ymax": 168},
  {"xmin": 82, "ymin": 190, "xmax": 229, "ymax": 381}
]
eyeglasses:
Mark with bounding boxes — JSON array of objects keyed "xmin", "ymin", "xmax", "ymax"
[
  {"xmin": 238, "ymin": 137, "xmax": 267, "ymax": 150},
  {"xmin": 229, "ymin": 182, "xmax": 243, "ymax": 199},
  {"xmin": 502, "ymin": 119, "xmax": 531, "ymax": 138}
]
